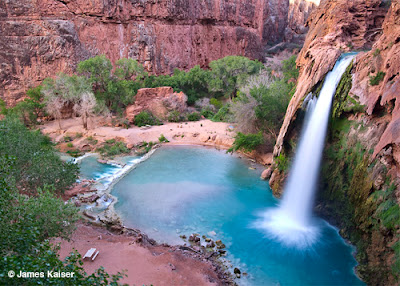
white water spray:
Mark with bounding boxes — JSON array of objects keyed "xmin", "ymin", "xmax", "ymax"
[{"xmin": 257, "ymin": 54, "xmax": 356, "ymax": 248}]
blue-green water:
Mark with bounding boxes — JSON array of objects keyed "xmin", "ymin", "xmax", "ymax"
[{"xmin": 81, "ymin": 146, "xmax": 364, "ymax": 285}]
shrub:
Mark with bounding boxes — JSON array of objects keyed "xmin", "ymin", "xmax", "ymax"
[
  {"xmin": 134, "ymin": 111, "xmax": 162, "ymax": 127},
  {"xmin": 67, "ymin": 142, "xmax": 74, "ymax": 148},
  {"xmin": 212, "ymin": 104, "xmax": 233, "ymax": 122},
  {"xmin": 276, "ymin": 153, "xmax": 289, "ymax": 172},
  {"xmin": 168, "ymin": 110, "xmax": 185, "ymax": 122},
  {"xmin": 210, "ymin": 98, "xmax": 223, "ymax": 109},
  {"xmin": 228, "ymin": 131, "xmax": 264, "ymax": 153},
  {"xmin": 201, "ymin": 108, "xmax": 215, "ymax": 119},
  {"xmin": 96, "ymin": 140, "xmax": 130, "ymax": 158},
  {"xmin": 369, "ymin": 71, "xmax": 386, "ymax": 86},
  {"xmin": 187, "ymin": 112, "xmax": 201, "ymax": 121},
  {"xmin": 158, "ymin": 134, "xmax": 169, "ymax": 143}
]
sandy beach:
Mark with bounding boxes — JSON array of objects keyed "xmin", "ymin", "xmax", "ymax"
[
  {"xmin": 40, "ymin": 116, "xmax": 236, "ymax": 150},
  {"xmin": 53, "ymin": 223, "xmax": 223, "ymax": 286}
]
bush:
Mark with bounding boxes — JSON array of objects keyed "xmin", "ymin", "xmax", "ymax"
[
  {"xmin": 134, "ymin": 111, "xmax": 162, "ymax": 127},
  {"xmin": 187, "ymin": 112, "xmax": 201, "ymax": 121},
  {"xmin": 210, "ymin": 98, "xmax": 223, "ymax": 109},
  {"xmin": 168, "ymin": 110, "xmax": 185, "ymax": 122},
  {"xmin": 67, "ymin": 142, "xmax": 74, "ymax": 148},
  {"xmin": 228, "ymin": 131, "xmax": 264, "ymax": 153},
  {"xmin": 158, "ymin": 134, "xmax": 169, "ymax": 143},
  {"xmin": 201, "ymin": 108, "xmax": 215, "ymax": 119},
  {"xmin": 369, "ymin": 71, "xmax": 386, "ymax": 86},
  {"xmin": 96, "ymin": 140, "xmax": 130, "ymax": 157},
  {"xmin": 276, "ymin": 153, "xmax": 289, "ymax": 172},
  {"xmin": 212, "ymin": 104, "xmax": 233, "ymax": 122}
]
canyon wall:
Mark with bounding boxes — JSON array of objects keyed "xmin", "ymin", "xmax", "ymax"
[
  {"xmin": 268, "ymin": 0, "xmax": 400, "ymax": 284},
  {"xmin": 0, "ymin": 0, "xmax": 317, "ymax": 106},
  {"xmin": 273, "ymin": 0, "xmax": 388, "ymax": 157}
]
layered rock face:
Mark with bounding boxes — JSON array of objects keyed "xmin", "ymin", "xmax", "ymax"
[
  {"xmin": 273, "ymin": 0, "xmax": 388, "ymax": 156},
  {"xmin": 1, "ymin": 0, "xmax": 318, "ymax": 106}
]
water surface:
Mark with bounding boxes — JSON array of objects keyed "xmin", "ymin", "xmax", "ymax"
[{"xmin": 107, "ymin": 146, "xmax": 364, "ymax": 286}]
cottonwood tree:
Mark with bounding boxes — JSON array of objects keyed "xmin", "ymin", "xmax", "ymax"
[
  {"xmin": 42, "ymin": 73, "xmax": 93, "ymax": 130},
  {"xmin": 45, "ymin": 95, "xmax": 65, "ymax": 130},
  {"xmin": 74, "ymin": 91, "xmax": 97, "ymax": 130}
]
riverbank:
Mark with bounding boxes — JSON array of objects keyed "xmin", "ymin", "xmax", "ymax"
[
  {"xmin": 40, "ymin": 116, "xmax": 236, "ymax": 150},
  {"xmin": 43, "ymin": 117, "xmax": 238, "ymax": 285},
  {"xmin": 53, "ymin": 222, "xmax": 231, "ymax": 286}
]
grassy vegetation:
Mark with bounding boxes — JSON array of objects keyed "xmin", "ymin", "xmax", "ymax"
[{"xmin": 96, "ymin": 139, "xmax": 130, "ymax": 158}]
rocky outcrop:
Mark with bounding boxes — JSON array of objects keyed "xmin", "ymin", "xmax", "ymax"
[
  {"xmin": 285, "ymin": 0, "xmax": 320, "ymax": 44},
  {"xmin": 125, "ymin": 87, "xmax": 187, "ymax": 122},
  {"xmin": 273, "ymin": 0, "xmax": 388, "ymax": 156},
  {"xmin": 0, "ymin": 0, "xmax": 319, "ymax": 106},
  {"xmin": 351, "ymin": 1, "xmax": 400, "ymax": 166}
]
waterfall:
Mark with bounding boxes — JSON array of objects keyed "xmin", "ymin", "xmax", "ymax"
[{"xmin": 256, "ymin": 53, "xmax": 356, "ymax": 248}]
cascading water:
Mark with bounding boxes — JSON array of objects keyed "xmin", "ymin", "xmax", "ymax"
[{"xmin": 257, "ymin": 53, "xmax": 356, "ymax": 248}]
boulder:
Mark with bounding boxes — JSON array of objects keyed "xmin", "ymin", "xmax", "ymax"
[
  {"xmin": 261, "ymin": 167, "xmax": 273, "ymax": 180},
  {"xmin": 125, "ymin": 87, "xmax": 188, "ymax": 122}
]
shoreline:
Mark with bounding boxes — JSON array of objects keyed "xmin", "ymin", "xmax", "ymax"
[{"xmin": 43, "ymin": 116, "xmax": 272, "ymax": 285}]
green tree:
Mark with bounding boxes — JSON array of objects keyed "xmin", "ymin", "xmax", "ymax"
[
  {"xmin": 115, "ymin": 58, "xmax": 147, "ymax": 80},
  {"xmin": 77, "ymin": 55, "xmax": 113, "ymax": 92},
  {"xmin": 253, "ymin": 80, "xmax": 291, "ymax": 137},
  {"xmin": 209, "ymin": 56, "xmax": 264, "ymax": 99},
  {"xmin": 0, "ymin": 117, "xmax": 79, "ymax": 193},
  {"xmin": 0, "ymin": 159, "xmax": 126, "ymax": 285},
  {"xmin": 0, "ymin": 86, "xmax": 45, "ymax": 126},
  {"xmin": 282, "ymin": 55, "xmax": 299, "ymax": 82}
]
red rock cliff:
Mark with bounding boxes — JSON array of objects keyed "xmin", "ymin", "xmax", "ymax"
[
  {"xmin": 273, "ymin": 0, "xmax": 388, "ymax": 156},
  {"xmin": 1, "ymin": 0, "xmax": 317, "ymax": 106}
]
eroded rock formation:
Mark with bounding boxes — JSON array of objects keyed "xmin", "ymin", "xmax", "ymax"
[
  {"xmin": 273, "ymin": 0, "xmax": 388, "ymax": 156},
  {"xmin": 0, "ymin": 0, "xmax": 318, "ymax": 106},
  {"xmin": 125, "ymin": 86, "xmax": 188, "ymax": 122}
]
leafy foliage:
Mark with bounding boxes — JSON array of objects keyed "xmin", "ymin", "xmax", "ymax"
[
  {"xmin": 0, "ymin": 161, "xmax": 126, "ymax": 285},
  {"xmin": 282, "ymin": 55, "xmax": 299, "ymax": 82},
  {"xmin": 0, "ymin": 117, "xmax": 79, "ymax": 194},
  {"xmin": 209, "ymin": 56, "xmax": 264, "ymax": 98},
  {"xmin": 167, "ymin": 110, "xmax": 186, "ymax": 122},
  {"xmin": 228, "ymin": 131, "xmax": 264, "ymax": 153},
  {"xmin": 187, "ymin": 112, "xmax": 201, "ymax": 121},
  {"xmin": 0, "ymin": 86, "xmax": 46, "ymax": 126},
  {"xmin": 158, "ymin": 134, "xmax": 169, "ymax": 143},
  {"xmin": 134, "ymin": 111, "xmax": 162, "ymax": 127},
  {"xmin": 96, "ymin": 140, "xmax": 130, "ymax": 158}
]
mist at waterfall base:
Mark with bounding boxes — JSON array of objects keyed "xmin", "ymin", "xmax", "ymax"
[
  {"xmin": 82, "ymin": 146, "xmax": 364, "ymax": 286},
  {"xmin": 256, "ymin": 54, "xmax": 357, "ymax": 250}
]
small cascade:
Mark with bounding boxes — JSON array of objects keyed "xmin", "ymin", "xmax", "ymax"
[
  {"xmin": 256, "ymin": 53, "xmax": 356, "ymax": 248},
  {"xmin": 71, "ymin": 153, "xmax": 95, "ymax": 164}
]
